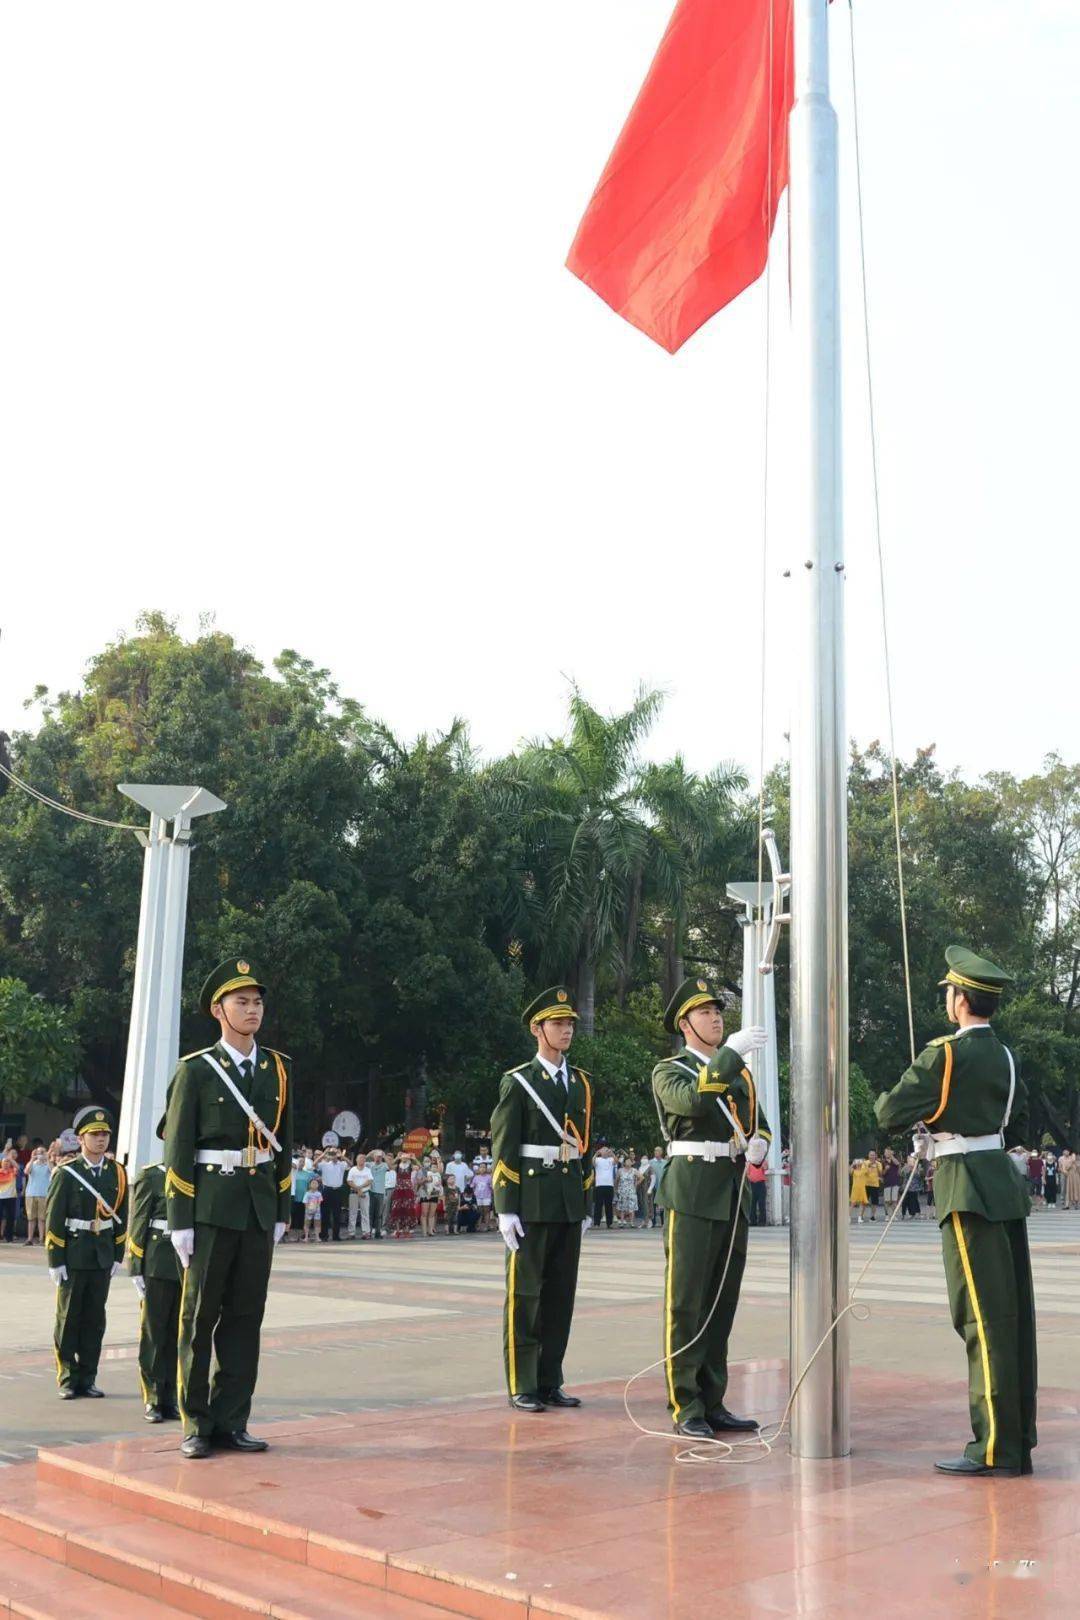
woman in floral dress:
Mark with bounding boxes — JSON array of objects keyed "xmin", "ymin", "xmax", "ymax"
[
  {"xmin": 614, "ymin": 1155, "xmax": 639, "ymax": 1226},
  {"xmin": 389, "ymin": 1153, "xmax": 420, "ymax": 1237}
]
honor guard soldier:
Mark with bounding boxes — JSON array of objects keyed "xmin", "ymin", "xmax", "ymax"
[
  {"xmin": 128, "ymin": 1111, "xmax": 182, "ymax": 1423},
  {"xmin": 653, "ymin": 978, "xmax": 769, "ymax": 1439},
  {"xmin": 164, "ymin": 959, "xmax": 293, "ymax": 1459},
  {"xmin": 876, "ymin": 946, "xmax": 1037, "ymax": 1477},
  {"xmin": 492, "ymin": 987, "xmax": 594, "ymax": 1412},
  {"xmin": 45, "ymin": 1106, "xmax": 129, "ymax": 1399}
]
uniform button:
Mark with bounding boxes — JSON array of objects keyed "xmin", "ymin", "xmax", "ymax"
[
  {"xmin": 528, "ymin": 1169, "xmax": 535, "ymax": 1177},
  {"xmin": 249, "ymin": 1169, "xmax": 256, "ymax": 1176},
  {"xmin": 687, "ymin": 1155, "xmax": 695, "ymax": 1164},
  {"xmin": 562, "ymin": 1167, "xmax": 568, "ymax": 1175},
  {"xmin": 207, "ymin": 1166, "xmax": 215, "ymax": 1174}
]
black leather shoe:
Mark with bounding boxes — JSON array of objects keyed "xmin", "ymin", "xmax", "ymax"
[
  {"xmin": 59, "ymin": 1387, "xmax": 80, "ymax": 1400},
  {"xmin": 934, "ymin": 1455, "xmax": 1021, "ymax": 1477},
  {"xmin": 144, "ymin": 1404, "xmax": 165, "ymax": 1424},
  {"xmin": 508, "ymin": 1394, "xmax": 546, "ymax": 1413},
  {"xmin": 181, "ymin": 1435, "xmax": 213, "ymax": 1459},
  {"xmin": 674, "ymin": 1417, "xmax": 714, "ymax": 1440},
  {"xmin": 212, "ymin": 1430, "xmax": 269, "ymax": 1452},
  {"xmin": 1021, "ymin": 1455, "xmax": 1034, "ymax": 1476},
  {"xmin": 706, "ymin": 1405, "xmax": 759, "ymax": 1433},
  {"xmin": 540, "ymin": 1388, "xmax": 581, "ymax": 1408},
  {"xmin": 161, "ymin": 1405, "xmax": 182, "ymax": 1422},
  {"xmin": 81, "ymin": 1385, "xmax": 105, "ymax": 1399}
]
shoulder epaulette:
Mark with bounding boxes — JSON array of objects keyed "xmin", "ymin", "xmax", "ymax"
[
  {"xmin": 264, "ymin": 1047, "xmax": 291, "ymax": 1061},
  {"xmin": 927, "ymin": 1034, "xmax": 958, "ymax": 1047},
  {"xmin": 180, "ymin": 1046, "xmax": 214, "ymax": 1061},
  {"xmin": 572, "ymin": 1066, "xmax": 591, "ymax": 1079},
  {"xmin": 138, "ymin": 1161, "xmax": 164, "ymax": 1173}
]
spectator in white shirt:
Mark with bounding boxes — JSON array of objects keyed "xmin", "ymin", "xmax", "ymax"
[
  {"xmin": 444, "ymin": 1152, "xmax": 473, "ymax": 1195},
  {"xmin": 592, "ymin": 1145, "xmax": 616, "ymax": 1229},
  {"xmin": 316, "ymin": 1149, "xmax": 347, "ymax": 1241},
  {"xmin": 347, "ymin": 1153, "xmax": 374, "ymax": 1239}
]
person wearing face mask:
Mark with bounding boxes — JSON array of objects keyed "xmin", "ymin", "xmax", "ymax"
[
  {"xmin": 652, "ymin": 977, "xmax": 769, "ymax": 1440},
  {"xmin": 492, "ymin": 986, "xmax": 595, "ymax": 1414},
  {"xmin": 163, "ymin": 958, "xmax": 293, "ymax": 1459},
  {"xmin": 44, "ymin": 1105, "xmax": 129, "ymax": 1400}
]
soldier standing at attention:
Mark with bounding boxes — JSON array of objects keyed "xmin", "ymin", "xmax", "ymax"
[
  {"xmin": 653, "ymin": 978, "xmax": 768, "ymax": 1440},
  {"xmin": 45, "ymin": 1106, "xmax": 129, "ymax": 1400},
  {"xmin": 164, "ymin": 959, "xmax": 293, "ymax": 1459},
  {"xmin": 492, "ymin": 987, "xmax": 594, "ymax": 1413},
  {"xmin": 875, "ymin": 946, "xmax": 1036, "ymax": 1477},
  {"xmin": 128, "ymin": 1112, "xmax": 182, "ymax": 1423}
]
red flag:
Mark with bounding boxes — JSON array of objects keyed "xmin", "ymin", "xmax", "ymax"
[{"xmin": 567, "ymin": 0, "xmax": 794, "ymax": 354}]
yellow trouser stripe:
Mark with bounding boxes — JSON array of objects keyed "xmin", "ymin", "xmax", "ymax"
[
  {"xmin": 951, "ymin": 1212, "xmax": 996, "ymax": 1467},
  {"xmin": 664, "ymin": 1211, "xmax": 679, "ymax": 1420},
  {"xmin": 507, "ymin": 1251, "xmax": 518, "ymax": 1396},
  {"xmin": 176, "ymin": 1265, "xmax": 189, "ymax": 1424}
]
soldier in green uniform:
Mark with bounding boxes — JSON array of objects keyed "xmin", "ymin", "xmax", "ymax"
[
  {"xmin": 491, "ymin": 987, "xmax": 594, "ymax": 1412},
  {"xmin": 128, "ymin": 1111, "xmax": 182, "ymax": 1423},
  {"xmin": 653, "ymin": 978, "xmax": 769, "ymax": 1439},
  {"xmin": 164, "ymin": 958, "xmax": 293, "ymax": 1459},
  {"xmin": 875, "ymin": 946, "xmax": 1036, "ymax": 1477},
  {"xmin": 45, "ymin": 1106, "xmax": 129, "ymax": 1399}
]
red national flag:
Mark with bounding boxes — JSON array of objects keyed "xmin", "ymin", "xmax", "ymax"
[{"xmin": 567, "ymin": 0, "xmax": 794, "ymax": 354}]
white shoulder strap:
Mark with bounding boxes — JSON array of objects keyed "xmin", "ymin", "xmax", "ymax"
[
  {"xmin": 201, "ymin": 1052, "xmax": 282, "ymax": 1154},
  {"xmin": 1001, "ymin": 1046, "xmax": 1017, "ymax": 1132},
  {"xmin": 63, "ymin": 1163, "xmax": 120, "ymax": 1222},
  {"xmin": 514, "ymin": 1071, "xmax": 573, "ymax": 1144}
]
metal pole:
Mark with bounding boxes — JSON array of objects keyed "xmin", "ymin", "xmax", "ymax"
[
  {"xmin": 788, "ymin": 0, "xmax": 849, "ymax": 1458},
  {"xmin": 114, "ymin": 785, "xmax": 225, "ymax": 1175}
]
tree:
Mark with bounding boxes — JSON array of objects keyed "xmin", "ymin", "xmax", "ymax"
[{"xmin": 0, "ymin": 978, "xmax": 79, "ymax": 1106}]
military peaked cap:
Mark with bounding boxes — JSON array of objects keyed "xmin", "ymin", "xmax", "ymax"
[
  {"xmin": 73, "ymin": 1104, "xmax": 114, "ymax": 1136},
  {"xmin": 939, "ymin": 945, "xmax": 1013, "ymax": 998},
  {"xmin": 664, "ymin": 975, "xmax": 724, "ymax": 1034},
  {"xmin": 199, "ymin": 957, "xmax": 268, "ymax": 1018},
  {"xmin": 522, "ymin": 986, "xmax": 579, "ymax": 1028}
]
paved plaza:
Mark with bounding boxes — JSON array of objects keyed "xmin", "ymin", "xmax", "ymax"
[{"xmin": 3, "ymin": 1212, "xmax": 1078, "ymax": 1466}]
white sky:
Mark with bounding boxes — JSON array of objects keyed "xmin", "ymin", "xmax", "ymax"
[{"xmin": 0, "ymin": 1, "xmax": 1076, "ymax": 795}]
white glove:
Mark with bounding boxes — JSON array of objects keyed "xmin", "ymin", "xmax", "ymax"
[
  {"xmin": 745, "ymin": 1136, "xmax": 770, "ymax": 1167},
  {"xmin": 131, "ymin": 1275, "xmax": 147, "ymax": 1298},
  {"xmin": 111, "ymin": 1261, "xmax": 123, "ymax": 1278},
  {"xmin": 49, "ymin": 1265, "xmax": 68, "ymax": 1286},
  {"xmin": 581, "ymin": 1216, "xmax": 593, "ymax": 1234},
  {"xmin": 170, "ymin": 1228, "xmax": 195, "ymax": 1269},
  {"xmin": 498, "ymin": 1213, "xmax": 525, "ymax": 1252},
  {"xmin": 724, "ymin": 1025, "xmax": 768, "ymax": 1058},
  {"xmin": 273, "ymin": 1221, "xmax": 286, "ymax": 1244}
]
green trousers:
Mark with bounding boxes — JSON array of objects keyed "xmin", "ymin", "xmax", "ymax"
[
  {"xmin": 941, "ymin": 1211, "xmax": 1037, "ymax": 1470},
  {"xmin": 503, "ymin": 1220, "xmax": 581, "ymax": 1396},
  {"xmin": 54, "ymin": 1268, "xmax": 111, "ymax": 1391},
  {"xmin": 662, "ymin": 1207, "xmax": 748, "ymax": 1424},
  {"xmin": 138, "ymin": 1276, "xmax": 181, "ymax": 1408},
  {"xmin": 178, "ymin": 1220, "xmax": 273, "ymax": 1438}
]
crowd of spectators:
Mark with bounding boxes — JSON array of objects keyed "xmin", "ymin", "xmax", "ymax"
[
  {"xmin": 849, "ymin": 1144, "xmax": 1079, "ymax": 1223},
  {"xmin": 285, "ymin": 1146, "xmax": 497, "ymax": 1241}
]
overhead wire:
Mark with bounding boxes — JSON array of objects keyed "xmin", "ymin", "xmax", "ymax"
[{"xmin": 0, "ymin": 759, "xmax": 142, "ymax": 832}]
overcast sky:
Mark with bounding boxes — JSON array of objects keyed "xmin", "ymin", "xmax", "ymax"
[{"xmin": 1, "ymin": 1, "xmax": 1075, "ymax": 800}]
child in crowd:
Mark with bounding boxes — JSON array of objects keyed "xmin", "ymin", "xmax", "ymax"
[
  {"xmin": 442, "ymin": 1175, "xmax": 460, "ymax": 1235},
  {"xmin": 471, "ymin": 1157, "xmax": 493, "ymax": 1231},
  {"xmin": 303, "ymin": 1175, "xmax": 323, "ymax": 1241}
]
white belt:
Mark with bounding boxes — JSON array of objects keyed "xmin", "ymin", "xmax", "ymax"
[
  {"xmin": 520, "ymin": 1143, "xmax": 581, "ymax": 1167},
  {"xmin": 66, "ymin": 1215, "xmax": 116, "ymax": 1232},
  {"xmin": 930, "ymin": 1132, "xmax": 1003, "ymax": 1159},
  {"xmin": 195, "ymin": 1148, "xmax": 274, "ymax": 1174},
  {"xmin": 667, "ymin": 1140, "xmax": 737, "ymax": 1163},
  {"xmin": 150, "ymin": 1219, "xmax": 168, "ymax": 1231}
]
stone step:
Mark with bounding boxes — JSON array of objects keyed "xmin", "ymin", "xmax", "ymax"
[
  {"xmin": 0, "ymin": 1473, "xmax": 473, "ymax": 1620},
  {"xmin": 0, "ymin": 1541, "xmax": 194, "ymax": 1619}
]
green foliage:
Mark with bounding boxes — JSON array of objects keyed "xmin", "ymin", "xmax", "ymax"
[{"xmin": 0, "ymin": 978, "xmax": 79, "ymax": 1103}]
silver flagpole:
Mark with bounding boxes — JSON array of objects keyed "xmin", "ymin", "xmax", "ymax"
[{"xmin": 787, "ymin": 0, "xmax": 850, "ymax": 1458}]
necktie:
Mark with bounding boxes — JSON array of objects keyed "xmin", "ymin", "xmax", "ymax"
[
  {"xmin": 554, "ymin": 1066, "xmax": 566, "ymax": 1091},
  {"xmin": 239, "ymin": 1059, "xmax": 253, "ymax": 1095}
]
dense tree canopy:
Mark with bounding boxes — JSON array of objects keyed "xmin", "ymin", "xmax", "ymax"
[{"xmin": 2, "ymin": 619, "xmax": 1078, "ymax": 1148}]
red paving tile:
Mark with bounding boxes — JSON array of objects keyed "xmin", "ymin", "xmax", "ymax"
[{"xmin": 21, "ymin": 1367, "xmax": 1080, "ymax": 1618}]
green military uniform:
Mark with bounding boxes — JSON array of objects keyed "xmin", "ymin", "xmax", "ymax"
[
  {"xmin": 45, "ymin": 1106, "xmax": 129, "ymax": 1398},
  {"xmin": 491, "ymin": 987, "xmax": 594, "ymax": 1408},
  {"xmin": 128, "ymin": 1145, "xmax": 182, "ymax": 1421},
  {"xmin": 875, "ymin": 946, "xmax": 1036, "ymax": 1476},
  {"xmin": 164, "ymin": 959, "xmax": 293, "ymax": 1449},
  {"xmin": 653, "ymin": 978, "xmax": 771, "ymax": 1432}
]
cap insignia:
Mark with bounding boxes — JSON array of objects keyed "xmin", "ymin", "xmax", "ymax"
[
  {"xmin": 697, "ymin": 980, "xmax": 708, "ymax": 992},
  {"xmin": 95, "ymin": 1112, "xmax": 104, "ymax": 1121},
  {"xmin": 556, "ymin": 990, "xmax": 568, "ymax": 1003},
  {"xmin": 237, "ymin": 960, "xmax": 250, "ymax": 974}
]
